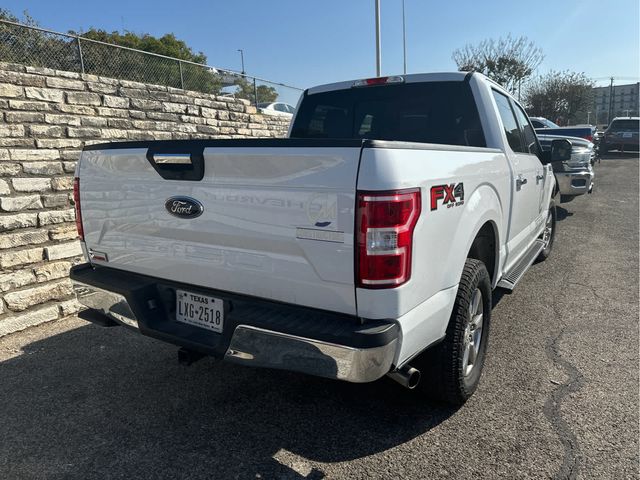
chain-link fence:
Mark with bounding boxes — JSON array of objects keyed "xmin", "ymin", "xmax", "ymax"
[{"xmin": 0, "ymin": 19, "xmax": 303, "ymax": 107}]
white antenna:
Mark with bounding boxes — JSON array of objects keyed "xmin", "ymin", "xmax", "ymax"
[{"xmin": 375, "ymin": 0, "xmax": 381, "ymax": 76}]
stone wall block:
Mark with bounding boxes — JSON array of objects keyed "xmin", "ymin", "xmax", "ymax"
[
  {"xmin": 44, "ymin": 241, "xmax": 82, "ymax": 260},
  {"xmin": 3, "ymin": 280, "xmax": 73, "ymax": 312}
]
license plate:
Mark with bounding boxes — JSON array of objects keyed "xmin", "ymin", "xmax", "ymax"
[
  {"xmin": 175, "ymin": 289, "xmax": 224, "ymax": 333},
  {"xmin": 623, "ymin": 132, "xmax": 632, "ymax": 138}
]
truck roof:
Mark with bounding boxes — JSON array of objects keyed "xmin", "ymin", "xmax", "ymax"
[{"xmin": 307, "ymin": 72, "xmax": 479, "ymax": 95}]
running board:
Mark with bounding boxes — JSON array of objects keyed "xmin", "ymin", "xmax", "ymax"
[{"xmin": 497, "ymin": 239, "xmax": 545, "ymax": 290}]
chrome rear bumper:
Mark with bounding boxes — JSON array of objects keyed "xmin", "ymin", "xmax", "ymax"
[
  {"xmin": 224, "ymin": 325, "xmax": 397, "ymax": 383},
  {"xmin": 72, "ymin": 279, "xmax": 397, "ymax": 384},
  {"xmin": 73, "ymin": 281, "xmax": 139, "ymax": 329}
]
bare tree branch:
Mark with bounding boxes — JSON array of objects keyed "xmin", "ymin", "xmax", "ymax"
[
  {"xmin": 523, "ymin": 70, "xmax": 594, "ymax": 124},
  {"xmin": 452, "ymin": 34, "xmax": 544, "ymax": 93}
]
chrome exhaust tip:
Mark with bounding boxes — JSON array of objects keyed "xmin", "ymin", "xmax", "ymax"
[{"xmin": 387, "ymin": 365, "xmax": 421, "ymax": 389}]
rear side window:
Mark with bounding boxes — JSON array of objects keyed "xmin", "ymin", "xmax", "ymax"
[
  {"xmin": 492, "ymin": 90, "xmax": 525, "ymax": 153},
  {"xmin": 609, "ymin": 119, "xmax": 639, "ymax": 131},
  {"xmin": 290, "ymin": 81, "xmax": 486, "ymax": 147}
]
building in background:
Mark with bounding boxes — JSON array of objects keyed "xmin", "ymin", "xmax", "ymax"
[{"xmin": 592, "ymin": 82, "xmax": 639, "ymax": 126}]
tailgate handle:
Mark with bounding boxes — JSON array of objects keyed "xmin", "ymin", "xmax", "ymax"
[
  {"xmin": 146, "ymin": 147, "xmax": 204, "ymax": 181},
  {"xmin": 152, "ymin": 153, "xmax": 192, "ymax": 165}
]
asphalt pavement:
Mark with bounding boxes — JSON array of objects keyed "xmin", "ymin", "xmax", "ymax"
[{"xmin": 0, "ymin": 153, "xmax": 638, "ymax": 480}]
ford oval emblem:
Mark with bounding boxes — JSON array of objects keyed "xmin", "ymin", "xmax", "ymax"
[{"xmin": 165, "ymin": 196, "xmax": 204, "ymax": 219}]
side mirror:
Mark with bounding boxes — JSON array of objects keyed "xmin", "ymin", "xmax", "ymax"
[{"xmin": 551, "ymin": 138, "xmax": 572, "ymax": 161}]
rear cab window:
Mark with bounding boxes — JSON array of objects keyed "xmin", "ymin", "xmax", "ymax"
[
  {"xmin": 609, "ymin": 119, "xmax": 639, "ymax": 132},
  {"xmin": 290, "ymin": 81, "xmax": 486, "ymax": 147}
]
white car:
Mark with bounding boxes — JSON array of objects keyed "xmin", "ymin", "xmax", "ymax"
[
  {"xmin": 258, "ymin": 102, "xmax": 295, "ymax": 117},
  {"xmin": 71, "ymin": 72, "xmax": 569, "ymax": 405}
]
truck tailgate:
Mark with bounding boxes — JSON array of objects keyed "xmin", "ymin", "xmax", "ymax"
[{"xmin": 79, "ymin": 139, "xmax": 363, "ymax": 315}]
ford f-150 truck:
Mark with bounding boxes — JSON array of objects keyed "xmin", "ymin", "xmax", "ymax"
[{"xmin": 70, "ymin": 72, "xmax": 571, "ymax": 405}]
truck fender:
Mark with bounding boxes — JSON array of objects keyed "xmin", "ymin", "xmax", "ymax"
[{"xmin": 445, "ymin": 183, "xmax": 503, "ymax": 289}]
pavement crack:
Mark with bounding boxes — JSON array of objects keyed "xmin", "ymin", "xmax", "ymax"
[
  {"xmin": 566, "ymin": 281, "xmax": 610, "ymax": 303},
  {"xmin": 543, "ymin": 323, "xmax": 585, "ymax": 480}
]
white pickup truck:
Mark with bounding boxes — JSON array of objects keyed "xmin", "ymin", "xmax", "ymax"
[{"xmin": 70, "ymin": 72, "xmax": 571, "ymax": 405}]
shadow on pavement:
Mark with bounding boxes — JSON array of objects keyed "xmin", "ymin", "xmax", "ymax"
[
  {"xmin": 0, "ymin": 322, "xmax": 457, "ymax": 479},
  {"xmin": 599, "ymin": 151, "xmax": 639, "ymax": 161},
  {"xmin": 556, "ymin": 206, "xmax": 574, "ymax": 222}
]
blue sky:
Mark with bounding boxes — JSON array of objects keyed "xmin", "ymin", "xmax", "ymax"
[{"xmin": 4, "ymin": 0, "xmax": 639, "ymax": 94}]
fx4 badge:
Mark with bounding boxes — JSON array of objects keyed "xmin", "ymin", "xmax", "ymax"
[{"xmin": 430, "ymin": 183, "xmax": 465, "ymax": 211}]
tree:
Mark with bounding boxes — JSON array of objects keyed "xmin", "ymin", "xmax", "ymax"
[
  {"xmin": 77, "ymin": 29, "xmax": 207, "ymax": 64},
  {"xmin": 524, "ymin": 71, "xmax": 594, "ymax": 125},
  {"xmin": 452, "ymin": 35, "xmax": 544, "ymax": 94},
  {"xmin": 233, "ymin": 77, "xmax": 279, "ymax": 104},
  {"xmin": 0, "ymin": 8, "xmax": 221, "ymax": 94},
  {"xmin": 0, "ymin": 9, "xmax": 80, "ymax": 71},
  {"xmin": 0, "ymin": 8, "xmax": 38, "ymax": 26},
  {"xmin": 75, "ymin": 28, "xmax": 221, "ymax": 93}
]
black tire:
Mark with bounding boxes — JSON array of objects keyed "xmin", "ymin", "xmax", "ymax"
[
  {"xmin": 600, "ymin": 143, "xmax": 608, "ymax": 155},
  {"xmin": 536, "ymin": 199, "xmax": 556, "ymax": 262},
  {"xmin": 414, "ymin": 258, "xmax": 492, "ymax": 405},
  {"xmin": 560, "ymin": 194, "xmax": 574, "ymax": 203}
]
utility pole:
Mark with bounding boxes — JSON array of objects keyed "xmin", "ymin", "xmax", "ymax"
[
  {"xmin": 402, "ymin": 0, "xmax": 407, "ymax": 74},
  {"xmin": 237, "ymin": 49, "xmax": 245, "ymax": 75},
  {"xmin": 607, "ymin": 76, "xmax": 614, "ymax": 124},
  {"xmin": 375, "ymin": 0, "xmax": 381, "ymax": 76}
]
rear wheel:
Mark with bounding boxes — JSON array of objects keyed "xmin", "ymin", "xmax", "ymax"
[{"xmin": 414, "ymin": 258, "xmax": 492, "ymax": 405}]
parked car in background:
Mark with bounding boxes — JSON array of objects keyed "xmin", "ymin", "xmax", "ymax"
[
  {"xmin": 600, "ymin": 117, "xmax": 640, "ymax": 153},
  {"xmin": 258, "ymin": 102, "xmax": 296, "ymax": 117},
  {"xmin": 538, "ymin": 134, "xmax": 594, "ymax": 202},
  {"xmin": 530, "ymin": 116, "xmax": 597, "ymax": 144}
]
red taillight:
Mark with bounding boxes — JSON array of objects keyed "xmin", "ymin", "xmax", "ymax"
[
  {"xmin": 584, "ymin": 134, "xmax": 593, "ymax": 142},
  {"xmin": 73, "ymin": 177, "xmax": 84, "ymax": 241},
  {"xmin": 357, "ymin": 189, "xmax": 421, "ymax": 288}
]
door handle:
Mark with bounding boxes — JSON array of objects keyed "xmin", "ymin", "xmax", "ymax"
[{"xmin": 516, "ymin": 176, "xmax": 527, "ymax": 190}]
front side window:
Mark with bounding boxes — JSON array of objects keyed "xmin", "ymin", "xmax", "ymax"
[
  {"xmin": 291, "ymin": 81, "xmax": 486, "ymax": 147},
  {"xmin": 492, "ymin": 90, "xmax": 525, "ymax": 153},
  {"xmin": 512, "ymin": 103, "xmax": 539, "ymax": 155}
]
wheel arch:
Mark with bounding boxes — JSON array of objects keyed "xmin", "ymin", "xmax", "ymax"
[
  {"xmin": 467, "ymin": 220, "xmax": 499, "ymax": 287},
  {"xmin": 445, "ymin": 184, "xmax": 504, "ymax": 290}
]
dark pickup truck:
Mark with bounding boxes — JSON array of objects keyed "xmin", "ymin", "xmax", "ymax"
[{"xmin": 530, "ymin": 117, "xmax": 596, "ymax": 143}]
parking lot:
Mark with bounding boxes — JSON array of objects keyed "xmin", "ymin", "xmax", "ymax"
[{"xmin": 0, "ymin": 153, "xmax": 637, "ymax": 480}]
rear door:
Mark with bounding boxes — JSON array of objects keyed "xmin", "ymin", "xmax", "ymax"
[
  {"xmin": 491, "ymin": 90, "xmax": 542, "ymax": 267},
  {"xmin": 79, "ymin": 139, "xmax": 362, "ymax": 315}
]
